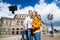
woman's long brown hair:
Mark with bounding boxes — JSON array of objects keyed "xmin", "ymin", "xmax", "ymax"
[{"xmin": 33, "ymin": 10, "xmax": 39, "ymax": 19}]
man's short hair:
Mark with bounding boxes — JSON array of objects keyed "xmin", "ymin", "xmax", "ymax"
[{"xmin": 28, "ymin": 10, "xmax": 32, "ymax": 13}]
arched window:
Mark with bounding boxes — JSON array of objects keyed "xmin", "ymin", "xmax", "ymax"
[
  {"xmin": 22, "ymin": 15, "xmax": 23, "ymax": 17},
  {"xmin": 16, "ymin": 31, "xmax": 19, "ymax": 34},
  {"xmin": 16, "ymin": 28, "xmax": 19, "ymax": 30},
  {"xmin": 12, "ymin": 31, "xmax": 14, "ymax": 34},
  {"xmin": 12, "ymin": 28, "xmax": 15, "ymax": 30}
]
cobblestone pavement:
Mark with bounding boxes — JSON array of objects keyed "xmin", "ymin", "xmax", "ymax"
[
  {"xmin": 41, "ymin": 34, "xmax": 60, "ymax": 40},
  {"xmin": 0, "ymin": 34, "xmax": 60, "ymax": 40},
  {"xmin": 0, "ymin": 35, "xmax": 22, "ymax": 40}
]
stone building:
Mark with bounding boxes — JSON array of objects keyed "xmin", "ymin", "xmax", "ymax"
[
  {"xmin": 41, "ymin": 21, "xmax": 48, "ymax": 34},
  {"xmin": 0, "ymin": 14, "xmax": 48, "ymax": 35},
  {"xmin": 0, "ymin": 14, "xmax": 28, "ymax": 35}
]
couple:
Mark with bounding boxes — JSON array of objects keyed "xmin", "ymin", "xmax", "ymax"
[{"xmin": 23, "ymin": 10, "xmax": 41, "ymax": 40}]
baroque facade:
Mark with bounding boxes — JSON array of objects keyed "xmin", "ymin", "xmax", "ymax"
[{"xmin": 0, "ymin": 14, "xmax": 48, "ymax": 35}]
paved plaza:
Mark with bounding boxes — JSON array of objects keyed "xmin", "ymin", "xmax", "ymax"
[
  {"xmin": 0, "ymin": 35, "xmax": 21, "ymax": 40},
  {"xmin": 0, "ymin": 34, "xmax": 60, "ymax": 40}
]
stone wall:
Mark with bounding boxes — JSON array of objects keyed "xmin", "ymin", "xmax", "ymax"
[{"xmin": 1, "ymin": 25, "xmax": 23, "ymax": 35}]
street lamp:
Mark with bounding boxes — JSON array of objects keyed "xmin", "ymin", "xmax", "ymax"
[{"xmin": 47, "ymin": 13, "xmax": 54, "ymax": 37}]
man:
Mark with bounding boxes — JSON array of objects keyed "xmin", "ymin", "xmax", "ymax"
[{"xmin": 23, "ymin": 10, "xmax": 33, "ymax": 40}]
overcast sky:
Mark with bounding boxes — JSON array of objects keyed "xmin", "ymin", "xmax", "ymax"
[{"xmin": 0, "ymin": 0, "xmax": 60, "ymax": 27}]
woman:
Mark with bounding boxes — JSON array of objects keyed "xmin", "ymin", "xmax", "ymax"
[{"xmin": 32, "ymin": 10, "xmax": 41, "ymax": 40}]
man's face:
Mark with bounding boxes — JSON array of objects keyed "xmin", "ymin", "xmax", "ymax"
[{"xmin": 29, "ymin": 11, "xmax": 33, "ymax": 17}]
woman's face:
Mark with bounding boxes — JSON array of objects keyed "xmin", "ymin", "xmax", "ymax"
[{"xmin": 33, "ymin": 11, "xmax": 36, "ymax": 17}]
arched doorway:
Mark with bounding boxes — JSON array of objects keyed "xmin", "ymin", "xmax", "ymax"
[{"xmin": 12, "ymin": 28, "xmax": 15, "ymax": 34}]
